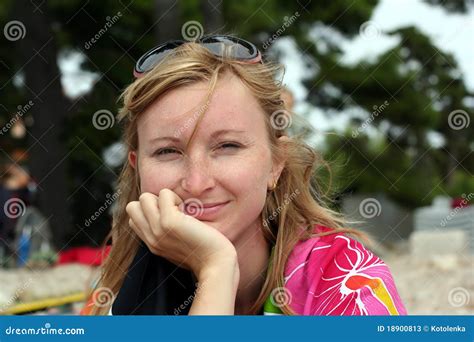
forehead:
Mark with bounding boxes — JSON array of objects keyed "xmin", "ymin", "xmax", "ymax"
[{"xmin": 137, "ymin": 72, "xmax": 267, "ymax": 142}]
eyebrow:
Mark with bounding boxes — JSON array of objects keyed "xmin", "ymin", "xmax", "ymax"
[{"xmin": 149, "ymin": 129, "xmax": 246, "ymax": 143}]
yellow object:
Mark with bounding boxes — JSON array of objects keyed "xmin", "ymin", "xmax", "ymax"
[{"xmin": 1, "ymin": 292, "xmax": 86, "ymax": 315}]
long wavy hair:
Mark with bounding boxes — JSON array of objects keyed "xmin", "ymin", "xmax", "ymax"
[{"xmin": 92, "ymin": 41, "xmax": 366, "ymax": 315}]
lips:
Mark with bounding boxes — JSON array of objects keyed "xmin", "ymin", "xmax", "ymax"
[
  {"xmin": 184, "ymin": 201, "xmax": 230, "ymax": 220},
  {"xmin": 202, "ymin": 202, "xmax": 226, "ymax": 208}
]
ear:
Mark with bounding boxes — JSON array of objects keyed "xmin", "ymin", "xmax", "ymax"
[
  {"xmin": 128, "ymin": 151, "xmax": 137, "ymax": 169},
  {"xmin": 268, "ymin": 136, "xmax": 290, "ymax": 188}
]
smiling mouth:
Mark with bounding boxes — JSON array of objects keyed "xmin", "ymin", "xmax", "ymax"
[{"xmin": 184, "ymin": 201, "xmax": 230, "ymax": 220}]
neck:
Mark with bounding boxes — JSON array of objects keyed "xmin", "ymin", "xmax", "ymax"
[{"xmin": 233, "ymin": 219, "xmax": 271, "ymax": 315}]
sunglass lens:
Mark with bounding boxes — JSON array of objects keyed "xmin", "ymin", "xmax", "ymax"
[
  {"xmin": 201, "ymin": 36, "xmax": 257, "ymax": 59},
  {"xmin": 136, "ymin": 41, "xmax": 183, "ymax": 73}
]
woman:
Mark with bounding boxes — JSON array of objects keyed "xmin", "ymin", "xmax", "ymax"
[{"xmin": 92, "ymin": 36, "xmax": 406, "ymax": 315}]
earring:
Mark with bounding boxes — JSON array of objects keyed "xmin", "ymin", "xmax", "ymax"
[{"xmin": 268, "ymin": 180, "xmax": 277, "ymax": 191}]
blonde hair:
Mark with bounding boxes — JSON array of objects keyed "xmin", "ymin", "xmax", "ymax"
[{"xmin": 92, "ymin": 42, "xmax": 366, "ymax": 315}]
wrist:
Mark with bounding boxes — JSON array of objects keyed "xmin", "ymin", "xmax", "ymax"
[{"xmin": 197, "ymin": 252, "xmax": 240, "ymax": 288}]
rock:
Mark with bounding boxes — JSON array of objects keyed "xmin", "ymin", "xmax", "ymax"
[{"xmin": 410, "ymin": 230, "xmax": 468, "ymax": 256}]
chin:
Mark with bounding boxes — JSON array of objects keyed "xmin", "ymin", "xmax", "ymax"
[{"xmin": 204, "ymin": 220, "xmax": 238, "ymax": 243}]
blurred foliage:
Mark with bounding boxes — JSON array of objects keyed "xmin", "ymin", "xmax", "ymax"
[{"xmin": 308, "ymin": 23, "xmax": 473, "ymax": 208}]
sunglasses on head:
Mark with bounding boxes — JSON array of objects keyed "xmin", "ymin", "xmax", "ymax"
[{"xmin": 134, "ymin": 35, "xmax": 262, "ymax": 78}]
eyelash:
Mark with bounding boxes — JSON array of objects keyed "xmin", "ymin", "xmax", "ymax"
[{"xmin": 155, "ymin": 142, "xmax": 241, "ymax": 156}]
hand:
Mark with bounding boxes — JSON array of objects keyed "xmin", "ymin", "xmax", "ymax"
[{"xmin": 126, "ymin": 189, "xmax": 238, "ymax": 279}]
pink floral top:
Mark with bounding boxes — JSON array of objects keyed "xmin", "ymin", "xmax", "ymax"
[{"xmin": 263, "ymin": 226, "xmax": 407, "ymax": 315}]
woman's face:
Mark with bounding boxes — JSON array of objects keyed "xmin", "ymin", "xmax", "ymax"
[{"xmin": 129, "ymin": 72, "xmax": 285, "ymax": 244}]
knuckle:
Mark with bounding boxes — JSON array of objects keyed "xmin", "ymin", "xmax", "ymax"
[
  {"xmin": 128, "ymin": 218, "xmax": 138, "ymax": 230},
  {"xmin": 125, "ymin": 201, "xmax": 138, "ymax": 214},
  {"xmin": 139, "ymin": 192, "xmax": 151, "ymax": 202},
  {"xmin": 125, "ymin": 202, "xmax": 132, "ymax": 214},
  {"xmin": 159, "ymin": 215, "xmax": 173, "ymax": 231}
]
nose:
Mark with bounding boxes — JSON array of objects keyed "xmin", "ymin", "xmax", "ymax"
[{"xmin": 180, "ymin": 153, "xmax": 216, "ymax": 196}]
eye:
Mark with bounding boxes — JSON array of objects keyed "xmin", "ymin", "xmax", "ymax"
[
  {"xmin": 218, "ymin": 142, "xmax": 241, "ymax": 150},
  {"xmin": 154, "ymin": 142, "xmax": 241, "ymax": 157},
  {"xmin": 155, "ymin": 147, "xmax": 180, "ymax": 156}
]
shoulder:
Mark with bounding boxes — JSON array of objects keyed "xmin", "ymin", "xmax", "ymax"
[{"xmin": 283, "ymin": 225, "xmax": 407, "ymax": 315}]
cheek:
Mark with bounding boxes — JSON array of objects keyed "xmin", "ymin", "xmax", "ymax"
[
  {"xmin": 137, "ymin": 158, "xmax": 179, "ymax": 194},
  {"xmin": 225, "ymin": 163, "xmax": 267, "ymax": 196},
  {"xmin": 221, "ymin": 154, "xmax": 270, "ymax": 212},
  {"xmin": 213, "ymin": 148, "xmax": 270, "ymax": 193},
  {"xmin": 219, "ymin": 163, "xmax": 269, "ymax": 242}
]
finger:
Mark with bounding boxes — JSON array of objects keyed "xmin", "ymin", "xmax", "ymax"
[
  {"xmin": 126, "ymin": 201, "xmax": 148, "ymax": 228},
  {"xmin": 158, "ymin": 188, "xmax": 184, "ymax": 226},
  {"xmin": 129, "ymin": 218, "xmax": 159, "ymax": 254},
  {"xmin": 139, "ymin": 192, "xmax": 161, "ymax": 234},
  {"xmin": 128, "ymin": 218, "xmax": 146, "ymax": 242},
  {"xmin": 126, "ymin": 201, "xmax": 153, "ymax": 240}
]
